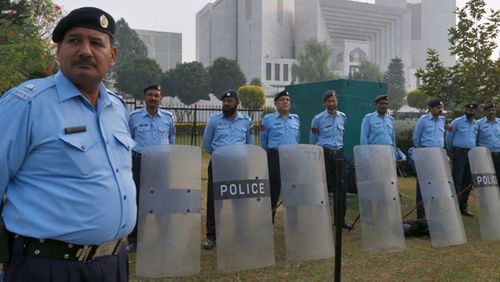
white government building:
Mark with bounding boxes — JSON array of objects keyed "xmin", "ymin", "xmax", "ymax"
[{"xmin": 196, "ymin": 0, "xmax": 456, "ymax": 95}]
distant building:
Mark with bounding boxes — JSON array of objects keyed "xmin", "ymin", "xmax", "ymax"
[
  {"xmin": 196, "ymin": 0, "xmax": 456, "ymax": 94},
  {"xmin": 135, "ymin": 29, "xmax": 182, "ymax": 71}
]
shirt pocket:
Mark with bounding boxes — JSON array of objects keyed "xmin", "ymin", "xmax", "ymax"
[
  {"xmin": 59, "ymin": 134, "xmax": 99, "ymax": 175},
  {"xmin": 114, "ymin": 133, "xmax": 136, "ymax": 169}
]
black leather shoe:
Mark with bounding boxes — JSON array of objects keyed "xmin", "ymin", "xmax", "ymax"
[
  {"xmin": 203, "ymin": 238, "xmax": 216, "ymax": 250},
  {"xmin": 461, "ymin": 209, "xmax": 474, "ymax": 217},
  {"xmin": 342, "ymin": 223, "xmax": 353, "ymax": 230}
]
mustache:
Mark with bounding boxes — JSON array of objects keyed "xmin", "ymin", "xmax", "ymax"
[{"xmin": 73, "ymin": 57, "xmax": 97, "ymax": 68}]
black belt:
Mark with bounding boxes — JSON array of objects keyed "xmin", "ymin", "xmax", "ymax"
[
  {"xmin": 324, "ymin": 147, "xmax": 343, "ymax": 156},
  {"xmin": 454, "ymin": 147, "xmax": 470, "ymax": 153},
  {"xmin": 11, "ymin": 234, "xmax": 125, "ymax": 262}
]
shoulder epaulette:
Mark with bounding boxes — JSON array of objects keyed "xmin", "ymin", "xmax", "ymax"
[
  {"xmin": 9, "ymin": 77, "xmax": 56, "ymax": 102},
  {"xmin": 290, "ymin": 113, "xmax": 299, "ymax": 118},
  {"xmin": 160, "ymin": 109, "xmax": 173, "ymax": 117}
]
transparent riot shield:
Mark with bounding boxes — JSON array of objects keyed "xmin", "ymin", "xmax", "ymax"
[
  {"xmin": 353, "ymin": 145, "xmax": 406, "ymax": 254},
  {"xmin": 468, "ymin": 147, "xmax": 500, "ymax": 241},
  {"xmin": 414, "ymin": 147, "xmax": 466, "ymax": 247},
  {"xmin": 136, "ymin": 145, "xmax": 201, "ymax": 277},
  {"xmin": 212, "ymin": 144, "xmax": 275, "ymax": 271},
  {"xmin": 278, "ymin": 144, "xmax": 334, "ymax": 261}
]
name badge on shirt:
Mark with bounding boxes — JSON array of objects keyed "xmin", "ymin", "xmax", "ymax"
[{"xmin": 64, "ymin": 126, "xmax": 86, "ymax": 134}]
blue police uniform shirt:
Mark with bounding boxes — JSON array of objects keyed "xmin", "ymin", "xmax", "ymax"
[
  {"xmin": 412, "ymin": 113, "xmax": 446, "ymax": 148},
  {"xmin": 360, "ymin": 111, "xmax": 396, "ymax": 146},
  {"xmin": 0, "ymin": 71, "xmax": 136, "ymax": 245},
  {"xmin": 260, "ymin": 112, "xmax": 300, "ymax": 150},
  {"xmin": 477, "ymin": 117, "xmax": 500, "ymax": 152},
  {"xmin": 445, "ymin": 115, "xmax": 478, "ymax": 150},
  {"xmin": 129, "ymin": 107, "xmax": 175, "ymax": 152},
  {"xmin": 309, "ymin": 110, "xmax": 346, "ymax": 149},
  {"xmin": 203, "ymin": 112, "xmax": 254, "ymax": 154}
]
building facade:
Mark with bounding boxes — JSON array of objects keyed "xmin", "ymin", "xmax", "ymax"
[
  {"xmin": 135, "ymin": 29, "xmax": 182, "ymax": 71},
  {"xmin": 196, "ymin": 0, "xmax": 455, "ymax": 94}
]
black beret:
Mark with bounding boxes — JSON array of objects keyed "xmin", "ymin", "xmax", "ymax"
[
  {"xmin": 374, "ymin": 94, "xmax": 389, "ymax": 103},
  {"xmin": 52, "ymin": 7, "xmax": 115, "ymax": 43},
  {"xmin": 464, "ymin": 102, "xmax": 478, "ymax": 109},
  {"xmin": 427, "ymin": 99, "xmax": 443, "ymax": 108},
  {"xmin": 221, "ymin": 89, "xmax": 239, "ymax": 100},
  {"xmin": 274, "ymin": 90, "xmax": 290, "ymax": 101},
  {"xmin": 143, "ymin": 84, "xmax": 161, "ymax": 93},
  {"xmin": 483, "ymin": 102, "xmax": 496, "ymax": 111},
  {"xmin": 322, "ymin": 90, "xmax": 337, "ymax": 101}
]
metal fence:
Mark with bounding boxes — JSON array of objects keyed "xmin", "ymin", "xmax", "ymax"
[{"xmin": 125, "ymin": 98, "xmax": 264, "ymax": 146}]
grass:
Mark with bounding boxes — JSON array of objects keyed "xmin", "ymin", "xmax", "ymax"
[{"xmin": 129, "ymin": 154, "xmax": 500, "ymax": 281}]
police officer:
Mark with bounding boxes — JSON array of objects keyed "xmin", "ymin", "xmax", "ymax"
[
  {"xmin": 477, "ymin": 103, "xmax": 500, "ymax": 181},
  {"xmin": 360, "ymin": 94, "xmax": 396, "ymax": 148},
  {"xmin": 0, "ymin": 7, "xmax": 134, "ymax": 281},
  {"xmin": 202, "ymin": 89, "xmax": 254, "ymax": 249},
  {"xmin": 260, "ymin": 90, "xmax": 300, "ymax": 221},
  {"xmin": 412, "ymin": 99, "xmax": 446, "ymax": 219},
  {"xmin": 309, "ymin": 90, "xmax": 351, "ymax": 229},
  {"xmin": 446, "ymin": 103, "xmax": 479, "ymax": 216},
  {"xmin": 127, "ymin": 84, "xmax": 175, "ymax": 250}
]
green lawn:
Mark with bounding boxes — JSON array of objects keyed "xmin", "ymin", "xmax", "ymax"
[{"xmin": 129, "ymin": 155, "xmax": 500, "ymax": 281}]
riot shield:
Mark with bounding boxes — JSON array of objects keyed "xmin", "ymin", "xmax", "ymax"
[
  {"xmin": 468, "ymin": 147, "xmax": 500, "ymax": 241},
  {"xmin": 278, "ymin": 144, "xmax": 334, "ymax": 261},
  {"xmin": 353, "ymin": 145, "xmax": 406, "ymax": 254},
  {"xmin": 136, "ymin": 145, "xmax": 201, "ymax": 277},
  {"xmin": 212, "ymin": 144, "xmax": 275, "ymax": 271},
  {"xmin": 414, "ymin": 147, "xmax": 466, "ymax": 247}
]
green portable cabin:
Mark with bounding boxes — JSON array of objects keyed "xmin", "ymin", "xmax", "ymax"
[{"xmin": 286, "ymin": 79, "xmax": 387, "ymax": 161}]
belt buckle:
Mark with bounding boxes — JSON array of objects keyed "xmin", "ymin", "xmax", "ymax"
[{"xmin": 92, "ymin": 238, "xmax": 124, "ymax": 260}]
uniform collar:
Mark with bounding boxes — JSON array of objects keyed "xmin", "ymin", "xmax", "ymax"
[
  {"xmin": 323, "ymin": 109, "xmax": 338, "ymax": 117},
  {"xmin": 274, "ymin": 111, "xmax": 290, "ymax": 119},
  {"xmin": 140, "ymin": 107, "xmax": 163, "ymax": 118},
  {"xmin": 55, "ymin": 71, "xmax": 111, "ymax": 107}
]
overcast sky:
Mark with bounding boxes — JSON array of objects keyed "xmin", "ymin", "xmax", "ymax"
[{"xmin": 54, "ymin": 0, "xmax": 500, "ymax": 62}]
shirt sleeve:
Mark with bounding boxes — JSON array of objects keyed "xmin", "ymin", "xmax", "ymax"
[
  {"xmin": 246, "ymin": 119, "xmax": 254, "ymax": 145},
  {"xmin": 309, "ymin": 117, "xmax": 319, "ymax": 144},
  {"xmin": 128, "ymin": 115, "xmax": 135, "ymax": 139},
  {"xmin": 445, "ymin": 120, "xmax": 456, "ymax": 151},
  {"xmin": 412, "ymin": 118, "xmax": 423, "ymax": 148},
  {"xmin": 203, "ymin": 117, "xmax": 216, "ymax": 154},
  {"xmin": 360, "ymin": 116, "xmax": 369, "ymax": 145},
  {"xmin": 169, "ymin": 117, "xmax": 176, "ymax": 144},
  {"xmin": 296, "ymin": 119, "xmax": 301, "ymax": 144},
  {"xmin": 259, "ymin": 118, "xmax": 269, "ymax": 150},
  {"xmin": 0, "ymin": 93, "xmax": 32, "ymax": 197}
]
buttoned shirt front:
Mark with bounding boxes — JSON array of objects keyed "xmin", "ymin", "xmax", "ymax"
[
  {"xmin": 360, "ymin": 111, "xmax": 396, "ymax": 146},
  {"xmin": 446, "ymin": 115, "xmax": 478, "ymax": 150},
  {"xmin": 203, "ymin": 112, "xmax": 254, "ymax": 154},
  {"xmin": 260, "ymin": 112, "xmax": 300, "ymax": 150},
  {"xmin": 129, "ymin": 107, "xmax": 175, "ymax": 153},
  {"xmin": 309, "ymin": 110, "xmax": 346, "ymax": 149},
  {"xmin": 412, "ymin": 113, "xmax": 446, "ymax": 148},
  {"xmin": 477, "ymin": 117, "xmax": 500, "ymax": 152},
  {"xmin": 0, "ymin": 71, "xmax": 136, "ymax": 245}
]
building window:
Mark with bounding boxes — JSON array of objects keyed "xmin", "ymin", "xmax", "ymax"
[
  {"xmin": 275, "ymin": 63, "xmax": 280, "ymax": 81},
  {"xmin": 266, "ymin": 63, "xmax": 272, "ymax": 81},
  {"xmin": 246, "ymin": 0, "xmax": 252, "ymax": 22},
  {"xmin": 277, "ymin": 0, "xmax": 284, "ymax": 24},
  {"xmin": 283, "ymin": 64, "xmax": 289, "ymax": 81}
]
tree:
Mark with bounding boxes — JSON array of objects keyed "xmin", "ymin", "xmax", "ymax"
[
  {"xmin": 384, "ymin": 57, "xmax": 406, "ymax": 112},
  {"xmin": 416, "ymin": 0, "xmax": 500, "ymax": 110},
  {"xmin": 161, "ymin": 62, "xmax": 210, "ymax": 105},
  {"xmin": 352, "ymin": 60, "xmax": 384, "ymax": 81},
  {"xmin": 0, "ymin": 0, "xmax": 61, "ymax": 93},
  {"xmin": 114, "ymin": 19, "xmax": 148, "ymax": 64},
  {"xmin": 292, "ymin": 38, "xmax": 337, "ymax": 83},
  {"xmin": 208, "ymin": 57, "xmax": 246, "ymax": 96},
  {"xmin": 406, "ymin": 88, "xmax": 429, "ymax": 111},
  {"xmin": 238, "ymin": 85, "xmax": 265, "ymax": 110},
  {"xmin": 114, "ymin": 57, "xmax": 162, "ymax": 98}
]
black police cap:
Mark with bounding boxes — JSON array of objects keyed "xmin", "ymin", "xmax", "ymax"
[
  {"xmin": 374, "ymin": 94, "xmax": 389, "ymax": 103},
  {"xmin": 322, "ymin": 90, "xmax": 337, "ymax": 101},
  {"xmin": 483, "ymin": 102, "xmax": 496, "ymax": 111},
  {"xmin": 52, "ymin": 7, "xmax": 115, "ymax": 43},
  {"xmin": 464, "ymin": 102, "xmax": 478, "ymax": 109},
  {"xmin": 221, "ymin": 89, "xmax": 239, "ymax": 100},
  {"xmin": 427, "ymin": 99, "xmax": 443, "ymax": 108},
  {"xmin": 274, "ymin": 90, "xmax": 290, "ymax": 101},
  {"xmin": 143, "ymin": 84, "xmax": 161, "ymax": 93}
]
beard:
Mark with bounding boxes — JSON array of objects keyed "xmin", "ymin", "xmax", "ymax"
[
  {"xmin": 465, "ymin": 113, "xmax": 474, "ymax": 120},
  {"xmin": 223, "ymin": 105, "xmax": 237, "ymax": 117}
]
